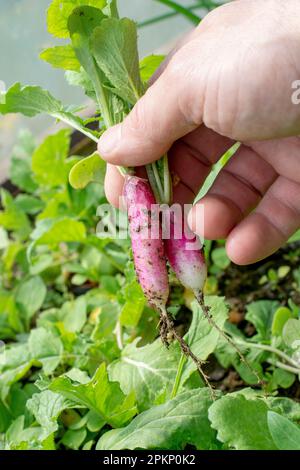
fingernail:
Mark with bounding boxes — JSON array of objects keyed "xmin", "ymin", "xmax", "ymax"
[
  {"xmin": 187, "ymin": 208, "xmax": 196, "ymax": 232},
  {"xmin": 98, "ymin": 125, "xmax": 121, "ymax": 157},
  {"xmin": 188, "ymin": 205, "xmax": 205, "ymax": 236}
]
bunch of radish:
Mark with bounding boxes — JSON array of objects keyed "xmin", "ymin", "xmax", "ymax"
[
  {"xmin": 124, "ymin": 173, "xmax": 214, "ymax": 388},
  {"xmin": 124, "ymin": 173, "xmax": 262, "ymax": 391}
]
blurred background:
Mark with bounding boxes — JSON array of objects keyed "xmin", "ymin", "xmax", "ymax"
[{"xmin": 0, "ymin": 0, "xmax": 224, "ymax": 178}]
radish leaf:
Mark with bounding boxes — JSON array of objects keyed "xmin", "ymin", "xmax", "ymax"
[
  {"xmin": 140, "ymin": 54, "xmax": 165, "ymax": 84},
  {"xmin": 69, "ymin": 153, "xmax": 106, "ymax": 189},
  {"xmin": 268, "ymin": 411, "xmax": 300, "ymax": 450},
  {"xmin": 50, "ymin": 363, "xmax": 137, "ymax": 427},
  {"xmin": 47, "ymin": 0, "xmax": 107, "ymax": 39},
  {"xmin": 0, "ymin": 83, "xmax": 99, "ymax": 142},
  {"xmin": 92, "ymin": 18, "xmax": 144, "ymax": 105},
  {"xmin": 40, "ymin": 45, "xmax": 81, "ymax": 72},
  {"xmin": 97, "ymin": 388, "xmax": 217, "ymax": 450},
  {"xmin": 108, "ymin": 338, "xmax": 179, "ymax": 412},
  {"xmin": 209, "ymin": 394, "xmax": 278, "ymax": 450},
  {"xmin": 32, "ymin": 129, "xmax": 71, "ymax": 187}
]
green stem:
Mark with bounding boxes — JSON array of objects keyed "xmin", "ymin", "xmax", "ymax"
[
  {"xmin": 267, "ymin": 359, "xmax": 300, "ymax": 375},
  {"xmin": 92, "ymin": 61, "xmax": 131, "ymax": 177},
  {"xmin": 146, "ymin": 164, "xmax": 164, "ymax": 203},
  {"xmin": 235, "ymin": 339, "xmax": 298, "ymax": 368},
  {"xmin": 92, "ymin": 62, "xmax": 114, "ymax": 129},
  {"xmin": 152, "ymin": 162, "xmax": 165, "ymax": 202},
  {"xmin": 171, "ymin": 354, "xmax": 187, "ymax": 398},
  {"xmin": 154, "ymin": 0, "xmax": 201, "ymax": 24},
  {"xmin": 53, "ymin": 113, "xmax": 99, "ymax": 143},
  {"xmin": 163, "ymin": 154, "xmax": 172, "ymax": 204},
  {"xmin": 115, "ymin": 320, "xmax": 124, "ymax": 350},
  {"xmin": 139, "ymin": 1, "xmax": 218, "ymax": 28},
  {"xmin": 109, "ymin": 0, "xmax": 119, "ymax": 18}
]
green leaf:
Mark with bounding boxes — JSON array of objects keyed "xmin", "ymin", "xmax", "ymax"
[
  {"xmin": 28, "ymin": 328, "xmax": 63, "ymax": 375},
  {"xmin": 40, "ymin": 45, "xmax": 81, "ymax": 72},
  {"xmin": 282, "ymin": 319, "xmax": 300, "ymax": 348},
  {"xmin": 97, "ymin": 389, "xmax": 217, "ymax": 450},
  {"xmin": 61, "ymin": 428, "xmax": 87, "ymax": 450},
  {"xmin": 272, "ymin": 307, "xmax": 293, "ymax": 336},
  {"xmin": 272, "ymin": 368, "xmax": 295, "ymax": 389},
  {"xmin": 0, "ymin": 227, "xmax": 9, "ymax": 250},
  {"xmin": 27, "ymin": 391, "xmax": 74, "ymax": 439},
  {"xmin": 65, "ymin": 69, "xmax": 96, "ymax": 100},
  {"xmin": 0, "ymin": 401, "xmax": 12, "ymax": 433},
  {"xmin": 139, "ymin": 55, "xmax": 165, "ymax": 84},
  {"xmin": 108, "ymin": 339, "xmax": 179, "ymax": 411},
  {"xmin": 10, "ymin": 157, "xmax": 38, "ymax": 193},
  {"xmin": 68, "ymin": 6, "xmax": 105, "ymax": 71},
  {"xmin": 0, "ymin": 83, "xmax": 99, "ymax": 142},
  {"xmin": 69, "ymin": 153, "xmax": 106, "ymax": 189},
  {"xmin": 86, "ymin": 410, "xmax": 105, "ymax": 432},
  {"xmin": 16, "ymin": 276, "xmax": 47, "ymax": 324},
  {"xmin": 119, "ymin": 280, "xmax": 145, "ymax": 328},
  {"xmin": 208, "ymin": 394, "xmax": 277, "ymax": 450},
  {"xmin": 32, "ymin": 129, "xmax": 71, "ymax": 187},
  {"xmin": 0, "ymin": 344, "xmax": 33, "ymax": 400},
  {"xmin": 47, "ymin": 0, "xmax": 107, "ymax": 38},
  {"xmin": 50, "ymin": 363, "xmax": 137, "ymax": 427},
  {"xmin": 268, "ymin": 411, "xmax": 300, "ymax": 450},
  {"xmin": 30, "ymin": 217, "xmax": 86, "ymax": 249},
  {"xmin": 92, "ymin": 18, "xmax": 144, "ymax": 104},
  {"xmin": 267, "ymin": 396, "xmax": 300, "ymax": 421},
  {"xmin": 211, "ymin": 247, "xmax": 231, "ymax": 270},
  {"xmin": 14, "ymin": 195, "xmax": 44, "ymax": 215},
  {"xmin": 180, "ymin": 296, "xmax": 228, "ymax": 385},
  {"xmin": 0, "ymin": 189, "xmax": 31, "ymax": 240},
  {"xmin": 246, "ymin": 300, "xmax": 280, "ymax": 340},
  {"xmin": 104, "ymin": 0, "xmax": 118, "ymax": 18},
  {"xmin": 61, "ymin": 296, "xmax": 87, "ymax": 333},
  {"xmin": 68, "ymin": 6, "xmax": 113, "ymax": 125},
  {"xmin": 0, "ymin": 82, "xmax": 61, "ymax": 117},
  {"xmin": 9, "ymin": 130, "xmax": 37, "ymax": 193}
]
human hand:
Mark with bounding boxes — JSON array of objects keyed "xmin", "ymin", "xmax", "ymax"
[{"xmin": 98, "ymin": 0, "xmax": 300, "ymax": 265}]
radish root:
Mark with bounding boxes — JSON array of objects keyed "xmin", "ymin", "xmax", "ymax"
[
  {"xmin": 159, "ymin": 307, "xmax": 216, "ymax": 399},
  {"xmin": 194, "ymin": 291, "xmax": 264, "ymax": 388}
]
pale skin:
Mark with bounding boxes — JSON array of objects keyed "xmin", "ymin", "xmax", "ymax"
[{"xmin": 98, "ymin": 0, "xmax": 300, "ymax": 265}]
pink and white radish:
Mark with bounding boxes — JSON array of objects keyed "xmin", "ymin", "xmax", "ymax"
[
  {"xmin": 123, "ymin": 175, "xmax": 169, "ymax": 313},
  {"xmin": 164, "ymin": 209, "xmax": 207, "ymax": 294}
]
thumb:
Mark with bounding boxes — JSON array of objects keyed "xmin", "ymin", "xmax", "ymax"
[{"xmin": 98, "ymin": 54, "xmax": 202, "ymax": 167}]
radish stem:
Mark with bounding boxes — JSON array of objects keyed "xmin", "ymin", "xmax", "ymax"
[
  {"xmin": 266, "ymin": 359, "xmax": 300, "ymax": 375},
  {"xmin": 235, "ymin": 340, "xmax": 299, "ymax": 368},
  {"xmin": 152, "ymin": 162, "xmax": 165, "ymax": 202},
  {"xmin": 163, "ymin": 154, "xmax": 172, "ymax": 204},
  {"xmin": 170, "ymin": 354, "xmax": 186, "ymax": 399},
  {"xmin": 146, "ymin": 164, "xmax": 164, "ymax": 203}
]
